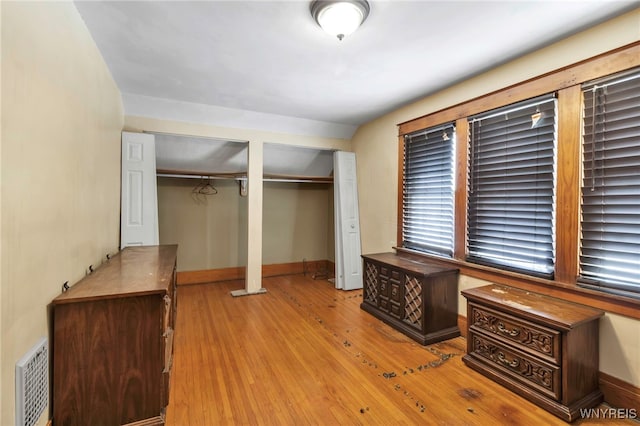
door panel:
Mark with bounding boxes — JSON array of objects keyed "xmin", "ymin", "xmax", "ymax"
[
  {"xmin": 121, "ymin": 132, "xmax": 159, "ymax": 248},
  {"xmin": 334, "ymin": 151, "xmax": 362, "ymax": 290}
]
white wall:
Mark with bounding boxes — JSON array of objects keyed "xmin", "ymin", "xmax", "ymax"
[
  {"xmin": 1, "ymin": 2, "xmax": 124, "ymax": 423},
  {"xmin": 352, "ymin": 9, "xmax": 640, "ymax": 387}
]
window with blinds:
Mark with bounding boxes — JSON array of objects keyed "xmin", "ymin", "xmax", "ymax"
[
  {"xmin": 579, "ymin": 68, "xmax": 640, "ymax": 298},
  {"xmin": 467, "ymin": 94, "xmax": 557, "ymax": 277},
  {"xmin": 402, "ymin": 123, "xmax": 455, "ymax": 257}
]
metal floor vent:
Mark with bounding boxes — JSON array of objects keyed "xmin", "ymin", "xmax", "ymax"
[{"xmin": 15, "ymin": 337, "xmax": 48, "ymax": 426}]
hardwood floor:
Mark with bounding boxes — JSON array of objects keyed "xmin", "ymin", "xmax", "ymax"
[{"xmin": 166, "ymin": 275, "xmax": 635, "ymax": 425}]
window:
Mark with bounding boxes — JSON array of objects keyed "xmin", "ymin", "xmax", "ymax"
[
  {"xmin": 402, "ymin": 123, "xmax": 455, "ymax": 257},
  {"xmin": 397, "ymin": 45, "xmax": 640, "ymax": 315},
  {"xmin": 467, "ymin": 95, "xmax": 558, "ymax": 277},
  {"xmin": 579, "ymin": 69, "xmax": 640, "ymax": 298}
]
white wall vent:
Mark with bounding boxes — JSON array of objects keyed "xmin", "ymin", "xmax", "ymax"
[{"xmin": 15, "ymin": 337, "xmax": 48, "ymax": 426}]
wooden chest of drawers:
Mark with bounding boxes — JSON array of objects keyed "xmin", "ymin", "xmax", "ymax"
[
  {"xmin": 52, "ymin": 245, "xmax": 178, "ymax": 425},
  {"xmin": 361, "ymin": 253, "xmax": 459, "ymax": 345},
  {"xmin": 462, "ymin": 284, "xmax": 604, "ymax": 422}
]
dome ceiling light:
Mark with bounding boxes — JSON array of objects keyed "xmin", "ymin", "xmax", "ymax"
[{"xmin": 310, "ymin": 0, "xmax": 370, "ymax": 41}]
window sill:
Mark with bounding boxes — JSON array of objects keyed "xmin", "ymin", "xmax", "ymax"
[{"xmin": 394, "ymin": 247, "xmax": 640, "ymax": 320}]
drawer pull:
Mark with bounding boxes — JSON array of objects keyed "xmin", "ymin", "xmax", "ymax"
[
  {"xmin": 497, "ymin": 352, "xmax": 520, "ymax": 368},
  {"xmin": 497, "ymin": 322, "xmax": 519, "ymax": 337}
]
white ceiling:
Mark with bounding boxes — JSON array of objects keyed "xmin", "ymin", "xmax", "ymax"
[{"xmin": 75, "ymin": 0, "xmax": 638, "ymax": 138}]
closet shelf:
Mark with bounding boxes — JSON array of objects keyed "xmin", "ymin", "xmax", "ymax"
[
  {"xmin": 156, "ymin": 168, "xmax": 333, "ymax": 183},
  {"xmin": 263, "ymin": 173, "xmax": 333, "ymax": 183}
]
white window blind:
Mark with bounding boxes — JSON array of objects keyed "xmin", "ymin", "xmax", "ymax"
[
  {"xmin": 579, "ymin": 68, "xmax": 640, "ymax": 298},
  {"xmin": 402, "ymin": 123, "xmax": 455, "ymax": 257},
  {"xmin": 467, "ymin": 94, "xmax": 557, "ymax": 277}
]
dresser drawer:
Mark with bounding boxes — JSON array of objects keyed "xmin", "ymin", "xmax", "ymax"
[
  {"xmin": 469, "ymin": 302, "xmax": 560, "ymax": 364},
  {"xmin": 469, "ymin": 332, "xmax": 561, "ymax": 401}
]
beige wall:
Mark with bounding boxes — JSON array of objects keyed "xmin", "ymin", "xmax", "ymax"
[
  {"xmin": 158, "ymin": 178, "xmax": 333, "ymax": 270},
  {"xmin": 351, "ymin": 9, "xmax": 640, "ymax": 387},
  {"xmin": 263, "ymin": 182, "xmax": 331, "ymax": 265},
  {"xmin": 158, "ymin": 178, "xmax": 248, "ymax": 270},
  {"xmin": 1, "ymin": 2, "xmax": 124, "ymax": 424}
]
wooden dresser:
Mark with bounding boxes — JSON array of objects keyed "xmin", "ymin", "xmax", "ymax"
[
  {"xmin": 462, "ymin": 284, "xmax": 604, "ymax": 422},
  {"xmin": 52, "ymin": 245, "xmax": 178, "ymax": 426},
  {"xmin": 361, "ymin": 253, "xmax": 460, "ymax": 345}
]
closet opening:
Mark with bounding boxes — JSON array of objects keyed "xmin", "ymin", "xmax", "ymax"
[
  {"xmin": 262, "ymin": 143, "xmax": 336, "ymax": 283},
  {"xmin": 149, "ymin": 133, "xmax": 359, "ymax": 288},
  {"xmin": 153, "ymin": 133, "xmax": 249, "ymax": 281}
]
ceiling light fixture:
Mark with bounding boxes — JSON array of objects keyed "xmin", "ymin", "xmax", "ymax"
[{"xmin": 310, "ymin": 0, "xmax": 370, "ymax": 41}]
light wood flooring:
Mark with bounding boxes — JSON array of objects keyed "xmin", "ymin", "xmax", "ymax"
[{"xmin": 166, "ymin": 274, "xmax": 635, "ymax": 425}]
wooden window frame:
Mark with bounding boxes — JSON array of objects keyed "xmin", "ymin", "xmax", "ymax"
[{"xmin": 396, "ymin": 42, "xmax": 640, "ymax": 319}]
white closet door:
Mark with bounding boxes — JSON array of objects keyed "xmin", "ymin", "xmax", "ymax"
[
  {"xmin": 120, "ymin": 132, "xmax": 159, "ymax": 248},
  {"xmin": 334, "ymin": 151, "xmax": 362, "ymax": 290}
]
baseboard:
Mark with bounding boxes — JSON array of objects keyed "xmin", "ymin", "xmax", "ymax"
[
  {"xmin": 599, "ymin": 372, "xmax": 640, "ymax": 412},
  {"xmin": 177, "ymin": 267, "xmax": 245, "ymax": 285},
  {"xmin": 268, "ymin": 259, "xmax": 329, "ymax": 277},
  {"xmin": 177, "ymin": 260, "xmax": 334, "ymax": 285},
  {"xmin": 458, "ymin": 314, "xmax": 467, "ymax": 338}
]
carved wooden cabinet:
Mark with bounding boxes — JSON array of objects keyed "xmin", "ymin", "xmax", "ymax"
[
  {"xmin": 361, "ymin": 253, "xmax": 460, "ymax": 345},
  {"xmin": 462, "ymin": 284, "xmax": 604, "ymax": 422},
  {"xmin": 52, "ymin": 245, "xmax": 178, "ymax": 426}
]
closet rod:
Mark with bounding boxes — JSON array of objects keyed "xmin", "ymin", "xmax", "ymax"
[
  {"xmin": 157, "ymin": 173, "xmax": 242, "ymax": 181},
  {"xmin": 157, "ymin": 168, "xmax": 245, "ymax": 178}
]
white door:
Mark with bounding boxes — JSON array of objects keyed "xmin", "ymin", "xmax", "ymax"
[
  {"xmin": 334, "ymin": 151, "xmax": 362, "ymax": 290},
  {"xmin": 120, "ymin": 132, "xmax": 159, "ymax": 248}
]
